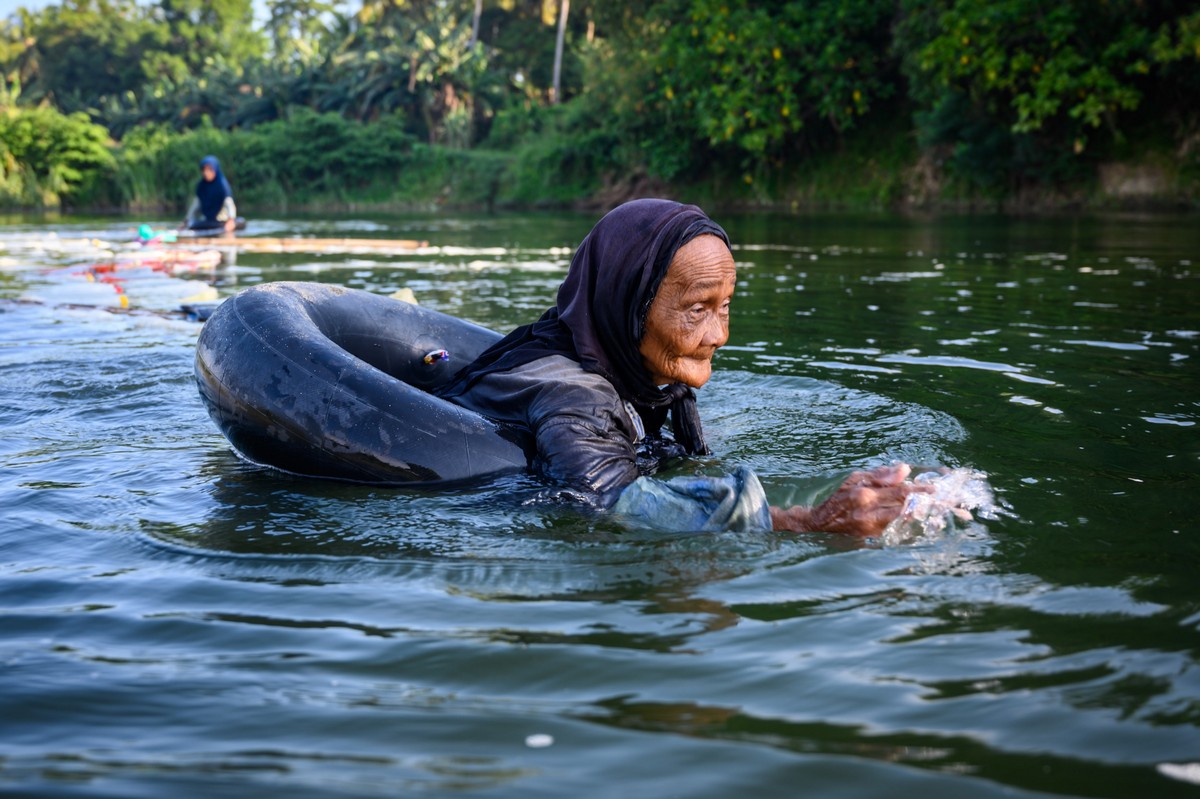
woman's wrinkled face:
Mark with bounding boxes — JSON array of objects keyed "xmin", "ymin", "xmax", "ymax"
[
  {"xmin": 201, "ymin": 164, "xmax": 216, "ymax": 181},
  {"xmin": 639, "ymin": 234, "xmax": 736, "ymax": 388}
]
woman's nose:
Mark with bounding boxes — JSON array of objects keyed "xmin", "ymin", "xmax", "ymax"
[{"xmin": 701, "ymin": 315, "xmax": 729, "ymax": 348}]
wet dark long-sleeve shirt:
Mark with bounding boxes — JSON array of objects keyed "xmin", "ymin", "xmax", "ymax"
[{"xmin": 447, "ymin": 354, "xmax": 771, "ymax": 532}]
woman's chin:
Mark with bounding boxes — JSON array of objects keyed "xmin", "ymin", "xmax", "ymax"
[
  {"xmin": 675, "ymin": 362, "xmax": 713, "ymax": 389},
  {"xmin": 648, "ymin": 357, "xmax": 713, "ymax": 389}
]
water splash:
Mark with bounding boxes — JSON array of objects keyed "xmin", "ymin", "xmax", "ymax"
[{"xmin": 882, "ymin": 468, "xmax": 999, "ymax": 545}]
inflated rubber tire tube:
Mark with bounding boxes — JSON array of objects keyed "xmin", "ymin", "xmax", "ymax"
[{"xmin": 195, "ymin": 281, "xmax": 531, "ymax": 484}]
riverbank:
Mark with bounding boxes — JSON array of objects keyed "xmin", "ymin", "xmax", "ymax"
[
  {"xmin": 114, "ymin": 114, "xmax": 1200, "ymax": 216},
  {"xmin": 5, "ymin": 108, "xmax": 1197, "ymax": 217},
  {"xmin": 206, "ymin": 144, "xmax": 1200, "ymax": 216}
]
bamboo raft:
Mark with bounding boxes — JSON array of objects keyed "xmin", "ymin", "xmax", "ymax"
[{"xmin": 165, "ymin": 236, "xmax": 429, "ymax": 255}]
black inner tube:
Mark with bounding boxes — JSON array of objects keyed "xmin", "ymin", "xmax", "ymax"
[{"xmin": 195, "ymin": 282, "xmax": 531, "ymax": 485}]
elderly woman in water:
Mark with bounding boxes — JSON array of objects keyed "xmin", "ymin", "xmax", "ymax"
[{"xmin": 439, "ymin": 198, "xmax": 926, "ymax": 535}]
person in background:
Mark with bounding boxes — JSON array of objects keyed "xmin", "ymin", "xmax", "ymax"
[
  {"xmin": 182, "ymin": 155, "xmax": 237, "ymax": 234},
  {"xmin": 438, "ymin": 198, "xmax": 929, "ymax": 535}
]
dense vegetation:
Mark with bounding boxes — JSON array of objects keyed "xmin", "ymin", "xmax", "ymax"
[{"xmin": 1, "ymin": 0, "xmax": 1197, "ymax": 212}]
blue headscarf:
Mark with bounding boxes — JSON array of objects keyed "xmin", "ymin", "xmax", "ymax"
[{"xmin": 195, "ymin": 155, "xmax": 233, "ymax": 222}]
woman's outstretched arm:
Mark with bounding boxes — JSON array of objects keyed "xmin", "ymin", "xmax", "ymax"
[{"xmin": 770, "ymin": 463, "xmax": 932, "ymax": 536}]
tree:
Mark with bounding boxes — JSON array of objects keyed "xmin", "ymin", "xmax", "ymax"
[
  {"xmin": 551, "ymin": 0, "xmax": 568, "ymax": 104},
  {"xmin": 894, "ymin": 0, "xmax": 1200, "ymax": 189},
  {"xmin": 323, "ymin": 0, "xmax": 491, "ymax": 146},
  {"xmin": 469, "ymin": 0, "xmax": 482, "ymax": 46},
  {"xmin": 266, "ymin": 0, "xmax": 341, "ymax": 66},
  {"xmin": 153, "ymin": 0, "xmax": 265, "ymax": 77},
  {"xmin": 595, "ymin": 0, "xmax": 896, "ymax": 178},
  {"xmin": 6, "ymin": 0, "xmax": 169, "ymax": 115}
]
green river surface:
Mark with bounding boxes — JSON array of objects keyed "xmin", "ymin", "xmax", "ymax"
[{"xmin": 1, "ymin": 210, "xmax": 1197, "ymax": 798}]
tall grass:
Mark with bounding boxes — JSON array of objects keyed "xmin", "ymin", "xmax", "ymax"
[{"xmin": 107, "ymin": 109, "xmax": 528, "ymax": 213}]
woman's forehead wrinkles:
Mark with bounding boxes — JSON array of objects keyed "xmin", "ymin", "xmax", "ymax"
[
  {"xmin": 665, "ymin": 259, "xmax": 737, "ymax": 292},
  {"xmin": 672, "ymin": 278, "xmax": 734, "ymax": 298},
  {"xmin": 689, "ymin": 280, "xmax": 723, "ymax": 291}
]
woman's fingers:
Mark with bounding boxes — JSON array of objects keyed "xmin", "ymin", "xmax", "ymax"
[
  {"xmin": 826, "ymin": 466, "xmax": 922, "ymax": 534},
  {"xmin": 843, "ymin": 463, "xmax": 911, "ymax": 491},
  {"xmin": 781, "ymin": 463, "xmax": 943, "ymax": 536},
  {"xmin": 862, "ymin": 463, "xmax": 911, "ymax": 487}
]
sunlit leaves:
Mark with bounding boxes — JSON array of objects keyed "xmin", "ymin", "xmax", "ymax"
[
  {"xmin": 0, "ymin": 106, "xmax": 114, "ymax": 206},
  {"xmin": 595, "ymin": 0, "xmax": 895, "ymax": 181},
  {"xmin": 647, "ymin": 0, "xmax": 893, "ymax": 155},
  {"xmin": 892, "ymin": 0, "xmax": 1199, "ymax": 192},
  {"xmin": 898, "ymin": 0, "xmax": 1186, "ymax": 141}
]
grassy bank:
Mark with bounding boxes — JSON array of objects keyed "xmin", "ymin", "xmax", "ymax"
[
  {"xmin": 113, "ymin": 124, "xmax": 1200, "ymax": 217},
  {"xmin": 87, "ymin": 109, "xmax": 589, "ymax": 215},
  {"xmin": 2, "ymin": 106, "xmax": 1196, "ymax": 217}
]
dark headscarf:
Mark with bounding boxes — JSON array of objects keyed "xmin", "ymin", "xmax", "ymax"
[
  {"xmin": 195, "ymin": 155, "xmax": 233, "ymax": 222},
  {"xmin": 440, "ymin": 198, "xmax": 731, "ymax": 455}
]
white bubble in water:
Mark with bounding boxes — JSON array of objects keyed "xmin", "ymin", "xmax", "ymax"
[
  {"xmin": 1159, "ymin": 762, "xmax": 1200, "ymax": 785},
  {"xmin": 525, "ymin": 734, "xmax": 554, "ymax": 748},
  {"xmin": 882, "ymin": 468, "xmax": 1000, "ymax": 545}
]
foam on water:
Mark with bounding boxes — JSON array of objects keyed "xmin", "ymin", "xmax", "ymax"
[{"xmin": 882, "ymin": 468, "xmax": 1000, "ymax": 545}]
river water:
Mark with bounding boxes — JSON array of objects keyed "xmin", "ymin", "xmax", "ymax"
[{"xmin": 1, "ymin": 210, "xmax": 1197, "ymax": 798}]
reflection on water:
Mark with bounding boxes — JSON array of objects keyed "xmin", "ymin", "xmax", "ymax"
[{"xmin": 1, "ymin": 211, "xmax": 1198, "ymax": 798}]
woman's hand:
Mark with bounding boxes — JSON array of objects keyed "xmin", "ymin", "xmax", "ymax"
[
  {"xmin": 224, "ymin": 218, "xmax": 237, "ymax": 234},
  {"xmin": 770, "ymin": 463, "xmax": 932, "ymax": 537}
]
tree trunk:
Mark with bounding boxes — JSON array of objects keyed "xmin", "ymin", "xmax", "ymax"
[
  {"xmin": 551, "ymin": 0, "xmax": 569, "ymax": 105},
  {"xmin": 470, "ymin": 0, "xmax": 482, "ymax": 46}
]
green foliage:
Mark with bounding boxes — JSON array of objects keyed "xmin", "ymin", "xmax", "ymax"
[
  {"xmin": 895, "ymin": 0, "xmax": 1199, "ymax": 192},
  {"xmin": 155, "ymin": 0, "xmax": 266, "ymax": 77},
  {"xmin": 0, "ymin": 106, "xmax": 114, "ymax": 207},
  {"xmin": 574, "ymin": 14, "xmax": 718, "ymax": 182},
  {"xmin": 590, "ymin": 0, "xmax": 896, "ymax": 180},
  {"xmin": 384, "ymin": 144, "xmax": 509, "ymax": 208},
  {"xmin": 101, "ymin": 60, "xmax": 277, "ymax": 137},
  {"xmin": 266, "ymin": 0, "xmax": 340, "ymax": 65},
  {"xmin": 905, "ymin": 2, "xmax": 1145, "ymax": 134},
  {"xmin": 9, "ymin": 0, "xmax": 169, "ymax": 114},
  {"xmin": 662, "ymin": 0, "xmax": 893, "ymax": 150},
  {"xmin": 0, "ymin": 0, "xmax": 1197, "ymax": 210},
  {"xmin": 315, "ymin": 0, "xmax": 502, "ymax": 147},
  {"xmin": 784, "ymin": 114, "xmax": 917, "ymax": 208},
  {"xmin": 1147, "ymin": 9, "xmax": 1200, "ymax": 130},
  {"xmin": 254, "ymin": 108, "xmax": 418, "ymax": 195},
  {"xmin": 4, "ymin": 0, "xmax": 263, "ymax": 123},
  {"xmin": 487, "ymin": 100, "xmax": 623, "ymax": 204},
  {"xmin": 480, "ymin": 0, "xmax": 586, "ymax": 103},
  {"xmin": 1151, "ymin": 9, "xmax": 1200, "ymax": 64},
  {"xmin": 112, "ymin": 110, "xmax": 419, "ymax": 210}
]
